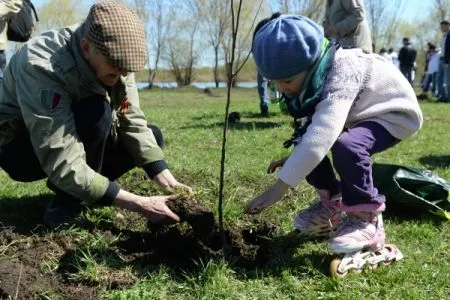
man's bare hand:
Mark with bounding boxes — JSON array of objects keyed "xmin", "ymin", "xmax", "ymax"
[{"xmin": 113, "ymin": 190, "xmax": 180, "ymax": 224}]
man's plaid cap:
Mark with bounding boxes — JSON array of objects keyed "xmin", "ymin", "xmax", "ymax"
[{"xmin": 85, "ymin": 1, "xmax": 147, "ymax": 72}]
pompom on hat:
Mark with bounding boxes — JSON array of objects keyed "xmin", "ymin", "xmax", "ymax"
[{"xmin": 252, "ymin": 15, "xmax": 324, "ymax": 80}]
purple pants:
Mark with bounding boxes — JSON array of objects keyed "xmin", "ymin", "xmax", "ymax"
[{"xmin": 306, "ymin": 121, "xmax": 399, "ymax": 211}]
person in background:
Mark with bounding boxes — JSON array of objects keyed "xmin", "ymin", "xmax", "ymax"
[
  {"xmin": 254, "ymin": 12, "xmax": 282, "ymax": 117},
  {"xmin": 379, "ymin": 47, "xmax": 390, "ymax": 59},
  {"xmin": 387, "ymin": 47, "xmax": 399, "ymax": 68},
  {"xmin": 257, "ymin": 71, "xmax": 270, "ymax": 117},
  {"xmin": 419, "ymin": 43, "xmax": 438, "ymax": 100},
  {"xmin": 323, "ymin": 0, "xmax": 372, "ymax": 53},
  {"xmin": 398, "ymin": 37, "xmax": 417, "ymax": 85},
  {"xmin": 0, "ymin": 0, "xmax": 22, "ymax": 80},
  {"xmin": 439, "ymin": 20, "xmax": 450, "ymax": 102}
]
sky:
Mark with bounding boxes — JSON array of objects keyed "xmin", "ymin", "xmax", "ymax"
[{"xmin": 30, "ymin": 0, "xmax": 432, "ymax": 22}]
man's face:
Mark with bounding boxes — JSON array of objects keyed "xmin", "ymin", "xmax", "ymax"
[
  {"xmin": 273, "ymin": 71, "xmax": 308, "ymax": 97},
  {"xmin": 81, "ymin": 39, "xmax": 127, "ymax": 87},
  {"xmin": 440, "ymin": 23, "xmax": 449, "ymax": 33}
]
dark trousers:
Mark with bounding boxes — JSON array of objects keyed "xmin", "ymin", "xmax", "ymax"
[
  {"xmin": 0, "ymin": 96, "xmax": 163, "ymax": 200},
  {"xmin": 400, "ymin": 64, "xmax": 414, "ymax": 85},
  {"xmin": 306, "ymin": 122, "xmax": 399, "ymax": 209}
]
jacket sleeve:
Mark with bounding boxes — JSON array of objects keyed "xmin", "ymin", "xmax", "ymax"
[
  {"xmin": 278, "ymin": 55, "xmax": 362, "ymax": 187},
  {"xmin": 445, "ymin": 35, "xmax": 450, "ymax": 64},
  {"xmin": 16, "ymin": 63, "xmax": 113, "ymax": 204},
  {"xmin": 116, "ymin": 74, "xmax": 167, "ymax": 175},
  {"xmin": 0, "ymin": 0, "xmax": 21, "ymax": 20},
  {"xmin": 334, "ymin": 0, "xmax": 365, "ymax": 36}
]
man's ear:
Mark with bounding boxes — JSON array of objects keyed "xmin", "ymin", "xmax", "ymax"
[{"xmin": 80, "ymin": 38, "xmax": 91, "ymax": 60}]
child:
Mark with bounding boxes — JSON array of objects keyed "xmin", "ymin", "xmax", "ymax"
[{"xmin": 244, "ymin": 15, "xmax": 423, "ymax": 259}]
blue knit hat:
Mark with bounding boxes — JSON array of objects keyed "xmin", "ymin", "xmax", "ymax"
[{"xmin": 252, "ymin": 15, "xmax": 324, "ymax": 80}]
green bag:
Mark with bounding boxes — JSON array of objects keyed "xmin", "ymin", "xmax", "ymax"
[{"xmin": 373, "ymin": 164, "xmax": 450, "ymax": 220}]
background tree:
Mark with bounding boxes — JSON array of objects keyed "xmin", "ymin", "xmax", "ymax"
[
  {"xmin": 36, "ymin": 0, "xmax": 86, "ymax": 30},
  {"xmin": 432, "ymin": 0, "xmax": 450, "ymax": 21},
  {"xmin": 164, "ymin": 0, "xmax": 201, "ymax": 87},
  {"xmin": 221, "ymin": 1, "xmax": 266, "ymax": 87},
  {"xmin": 365, "ymin": 0, "xmax": 405, "ymax": 50},
  {"xmin": 197, "ymin": 0, "xmax": 231, "ymax": 88},
  {"xmin": 273, "ymin": 0, "xmax": 326, "ymax": 22}
]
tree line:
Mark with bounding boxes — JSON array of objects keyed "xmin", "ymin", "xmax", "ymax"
[{"xmin": 35, "ymin": 0, "xmax": 450, "ymax": 87}]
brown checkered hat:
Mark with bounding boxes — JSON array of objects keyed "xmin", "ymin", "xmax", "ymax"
[{"xmin": 85, "ymin": 1, "xmax": 147, "ymax": 72}]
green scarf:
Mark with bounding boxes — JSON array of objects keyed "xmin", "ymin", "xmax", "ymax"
[{"xmin": 282, "ymin": 39, "xmax": 338, "ymax": 148}]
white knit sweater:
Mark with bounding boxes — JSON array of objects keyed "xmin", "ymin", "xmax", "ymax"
[{"xmin": 278, "ymin": 48, "xmax": 423, "ymax": 188}]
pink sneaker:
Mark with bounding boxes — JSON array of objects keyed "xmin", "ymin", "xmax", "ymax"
[
  {"xmin": 293, "ymin": 189, "xmax": 343, "ymax": 238},
  {"xmin": 329, "ymin": 212, "xmax": 385, "ymax": 254}
]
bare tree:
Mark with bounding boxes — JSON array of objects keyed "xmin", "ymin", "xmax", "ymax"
[
  {"xmin": 365, "ymin": 0, "xmax": 405, "ymax": 50},
  {"xmin": 198, "ymin": 0, "xmax": 231, "ymax": 88},
  {"xmin": 164, "ymin": 1, "xmax": 200, "ymax": 87},
  {"xmin": 432, "ymin": 0, "xmax": 450, "ymax": 21},
  {"xmin": 221, "ymin": 1, "xmax": 264, "ymax": 86},
  {"xmin": 36, "ymin": 0, "xmax": 86, "ymax": 31},
  {"xmin": 274, "ymin": 0, "xmax": 326, "ymax": 22},
  {"xmin": 218, "ymin": 0, "xmax": 243, "ymax": 249}
]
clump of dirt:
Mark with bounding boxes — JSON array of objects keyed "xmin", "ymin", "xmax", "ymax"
[{"xmin": 165, "ymin": 195, "xmax": 216, "ymax": 235}]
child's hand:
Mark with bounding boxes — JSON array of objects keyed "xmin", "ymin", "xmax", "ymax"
[
  {"xmin": 244, "ymin": 179, "xmax": 290, "ymax": 214},
  {"xmin": 267, "ymin": 157, "xmax": 288, "ymax": 174}
]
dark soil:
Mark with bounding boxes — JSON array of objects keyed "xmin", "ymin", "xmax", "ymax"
[
  {"xmin": 112, "ymin": 196, "xmax": 278, "ymax": 270},
  {"xmin": 0, "ymin": 194, "xmax": 281, "ymax": 299},
  {"xmin": 0, "ymin": 228, "xmax": 99, "ymax": 300}
]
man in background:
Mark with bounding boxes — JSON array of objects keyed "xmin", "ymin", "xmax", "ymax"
[
  {"xmin": 0, "ymin": 0, "xmax": 22, "ymax": 80},
  {"xmin": 323, "ymin": 0, "xmax": 372, "ymax": 53},
  {"xmin": 398, "ymin": 37, "xmax": 417, "ymax": 85}
]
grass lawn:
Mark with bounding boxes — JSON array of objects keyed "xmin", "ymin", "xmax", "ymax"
[{"xmin": 0, "ymin": 87, "xmax": 449, "ymax": 299}]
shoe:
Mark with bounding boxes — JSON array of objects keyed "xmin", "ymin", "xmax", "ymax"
[
  {"xmin": 43, "ymin": 194, "xmax": 84, "ymax": 229},
  {"xmin": 329, "ymin": 212, "xmax": 385, "ymax": 254},
  {"xmin": 293, "ymin": 189, "xmax": 343, "ymax": 238}
]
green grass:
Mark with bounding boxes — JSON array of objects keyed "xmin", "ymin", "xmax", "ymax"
[{"xmin": 1, "ymin": 87, "xmax": 450, "ymax": 299}]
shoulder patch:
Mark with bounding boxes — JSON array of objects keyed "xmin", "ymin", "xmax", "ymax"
[{"xmin": 40, "ymin": 90, "xmax": 63, "ymax": 111}]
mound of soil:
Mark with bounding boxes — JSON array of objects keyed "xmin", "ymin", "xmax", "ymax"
[{"xmin": 111, "ymin": 196, "xmax": 277, "ymax": 270}]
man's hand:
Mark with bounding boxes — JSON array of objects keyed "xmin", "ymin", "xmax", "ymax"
[
  {"xmin": 267, "ymin": 157, "xmax": 288, "ymax": 174},
  {"xmin": 324, "ymin": 24, "xmax": 337, "ymax": 37},
  {"xmin": 244, "ymin": 179, "xmax": 290, "ymax": 214},
  {"xmin": 113, "ymin": 190, "xmax": 180, "ymax": 224},
  {"xmin": 136, "ymin": 195, "xmax": 180, "ymax": 224},
  {"xmin": 153, "ymin": 169, "xmax": 193, "ymax": 196}
]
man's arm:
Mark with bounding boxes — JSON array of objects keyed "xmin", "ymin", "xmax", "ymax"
[
  {"xmin": 333, "ymin": 0, "xmax": 366, "ymax": 36},
  {"xmin": 0, "ymin": 0, "xmax": 21, "ymax": 20}
]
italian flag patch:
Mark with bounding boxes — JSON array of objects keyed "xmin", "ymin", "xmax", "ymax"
[{"xmin": 40, "ymin": 89, "xmax": 63, "ymax": 111}]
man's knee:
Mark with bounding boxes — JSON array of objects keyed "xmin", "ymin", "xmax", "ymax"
[
  {"xmin": 72, "ymin": 96, "xmax": 112, "ymax": 139},
  {"xmin": 148, "ymin": 124, "xmax": 164, "ymax": 148}
]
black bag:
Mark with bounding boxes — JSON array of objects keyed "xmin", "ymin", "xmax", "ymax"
[
  {"xmin": 373, "ymin": 164, "xmax": 450, "ymax": 219},
  {"xmin": 7, "ymin": 0, "xmax": 39, "ymax": 42}
]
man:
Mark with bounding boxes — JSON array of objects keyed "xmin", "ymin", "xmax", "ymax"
[
  {"xmin": 398, "ymin": 37, "xmax": 417, "ymax": 85},
  {"xmin": 323, "ymin": 0, "xmax": 372, "ymax": 53},
  {"xmin": 0, "ymin": 0, "xmax": 22, "ymax": 80},
  {"xmin": 439, "ymin": 20, "xmax": 450, "ymax": 102},
  {"xmin": 0, "ymin": 1, "xmax": 191, "ymax": 228}
]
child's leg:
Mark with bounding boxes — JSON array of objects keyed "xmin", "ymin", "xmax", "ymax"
[
  {"xmin": 305, "ymin": 156, "xmax": 341, "ymax": 198},
  {"xmin": 294, "ymin": 157, "xmax": 343, "ymax": 237},
  {"xmin": 331, "ymin": 121, "xmax": 399, "ymax": 210},
  {"xmin": 329, "ymin": 121, "xmax": 399, "ymax": 254}
]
